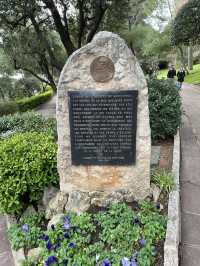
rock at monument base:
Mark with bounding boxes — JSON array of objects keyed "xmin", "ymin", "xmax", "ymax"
[
  {"xmin": 45, "ymin": 191, "xmax": 68, "ymax": 219},
  {"xmin": 57, "ymin": 31, "xmax": 151, "ymax": 209},
  {"xmin": 42, "ymin": 186, "xmax": 59, "ymax": 208},
  {"xmin": 47, "ymin": 214, "xmax": 65, "ymax": 230},
  {"xmin": 28, "ymin": 247, "xmax": 42, "ymax": 260},
  {"xmin": 65, "ymin": 191, "xmax": 91, "ymax": 213}
]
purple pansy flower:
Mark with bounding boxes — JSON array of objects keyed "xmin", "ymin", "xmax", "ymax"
[
  {"xmin": 40, "ymin": 234, "xmax": 49, "ymax": 241},
  {"xmin": 51, "ymin": 224, "xmax": 55, "ymax": 230},
  {"xmin": 139, "ymin": 238, "xmax": 146, "ymax": 247},
  {"xmin": 130, "ymin": 259, "xmax": 138, "ymax": 266},
  {"xmin": 64, "ymin": 216, "xmax": 71, "ymax": 223},
  {"xmin": 21, "ymin": 224, "xmax": 29, "ymax": 232},
  {"xmin": 64, "ymin": 232, "xmax": 69, "ymax": 239},
  {"xmin": 68, "ymin": 242, "xmax": 76, "ymax": 248},
  {"xmin": 102, "ymin": 259, "xmax": 112, "ymax": 266},
  {"xmin": 46, "ymin": 241, "xmax": 53, "ymax": 251},
  {"xmin": 155, "ymin": 203, "xmax": 160, "ymax": 210},
  {"xmin": 121, "ymin": 257, "xmax": 131, "ymax": 266},
  {"xmin": 44, "ymin": 255, "xmax": 57, "ymax": 266},
  {"xmin": 63, "ymin": 221, "xmax": 71, "ymax": 230}
]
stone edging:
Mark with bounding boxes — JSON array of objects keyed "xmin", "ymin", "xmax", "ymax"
[
  {"xmin": 164, "ymin": 130, "xmax": 180, "ymax": 266},
  {"xmin": 6, "ymin": 215, "xmax": 26, "ymax": 266}
]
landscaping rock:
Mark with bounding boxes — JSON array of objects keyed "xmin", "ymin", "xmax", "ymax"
[
  {"xmin": 21, "ymin": 205, "xmax": 36, "ymax": 218},
  {"xmin": 42, "ymin": 186, "xmax": 59, "ymax": 208},
  {"xmin": 90, "ymin": 191, "xmax": 124, "ymax": 207},
  {"xmin": 47, "ymin": 214, "xmax": 65, "ymax": 230},
  {"xmin": 65, "ymin": 191, "xmax": 91, "ymax": 213},
  {"xmin": 46, "ymin": 191, "xmax": 68, "ymax": 219},
  {"xmin": 28, "ymin": 247, "xmax": 42, "ymax": 260},
  {"xmin": 151, "ymin": 184, "xmax": 161, "ymax": 202}
]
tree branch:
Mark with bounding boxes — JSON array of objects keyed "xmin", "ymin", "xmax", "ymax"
[{"xmin": 42, "ymin": 0, "xmax": 76, "ymax": 56}]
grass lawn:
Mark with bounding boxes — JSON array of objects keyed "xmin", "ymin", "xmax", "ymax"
[{"xmin": 157, "ymin": 64, "xmax": 200, "ymax": 85}]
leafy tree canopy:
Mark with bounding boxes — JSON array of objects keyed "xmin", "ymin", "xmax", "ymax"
[{"xmin": 172, "ymin": 0, "xmax": 200, "ymax": 46}]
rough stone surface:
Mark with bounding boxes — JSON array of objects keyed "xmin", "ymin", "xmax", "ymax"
[
  {"xmin": 151, "ymin": 146, "xmax": 161, "ymax": 166},
  {"xmin": 47, "ymin": 214, "xmax": 65, "ymax": 230},
  {"xmin": 45, "ymin": 191, "xmax": 68, "ymax": 219},
  {"xmin": 21, "ymin": 205, "xmax": 36, "ymax": 218},
  {"xmin": 42, "ymin": 186, "xmax": 59, "ymax": 208},
  {"xmin": 65, "ymin": 191, "xmax": 91, "ymax": 213},
  {"xmin": 151, "ymin": 184, "xmax": 161, "ymax": 203},
  {"xmin": 164, "ymin": 131, "xmax": 180, "ymax": 266},
  {"xmin": 28, "ymin": 247, "xmax": 42, "ymax": 260},
  {"xmin": 57, "ymin": 31, "xmax": 151, "ymax": 203}
]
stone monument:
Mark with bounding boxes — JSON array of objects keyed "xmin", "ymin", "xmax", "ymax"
[{"xmin": 57, "ymin": 31, "xmax": 151, "ymax": 209}]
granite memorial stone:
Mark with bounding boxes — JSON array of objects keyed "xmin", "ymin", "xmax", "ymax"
[{"xmin": 57, "ymin": 31, "xmax": 151, "ymax": 205}]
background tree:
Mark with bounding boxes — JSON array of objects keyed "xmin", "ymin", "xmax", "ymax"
[{"xmin": 172, "ymin": 0, "xmax": 200, "ymax": 70}]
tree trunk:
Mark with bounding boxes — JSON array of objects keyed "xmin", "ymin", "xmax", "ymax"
[
  {"xmin": 178, "ymin": 46, "xmax": 189, "ymax": 74},
  {"xmin": 188, "ymin": 44, "xmax": 193, "ymax": 71},
  {"xmin": 42, "ymin": 0, "xmax": 75, "ymax": 56}
]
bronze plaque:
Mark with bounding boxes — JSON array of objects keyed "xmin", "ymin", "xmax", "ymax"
[{"xmin": 90, "ymin": 56, "xmax": 115, "ymax": 83}]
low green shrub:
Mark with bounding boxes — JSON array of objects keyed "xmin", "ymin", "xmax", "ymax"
[
  {"xmin": 0, "ymin": 112, "xmax": 57, "ymax": 138},
  {"xmin": 148, "ymin": 78, "xmax": 182, "ymax": 140},
  {"xmin": 0, "ymin": 132, "xmax": 58, "ymax": 215},
  {"xmin": 0, "ymin": 89, "xmax": 53, "ymax": 116},
  {"xmin": 151, "ymin": 169, "xmax": 175, "ymax": 193}
]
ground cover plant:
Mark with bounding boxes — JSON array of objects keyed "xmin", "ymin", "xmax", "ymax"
[{"xmin": 8, "ymin": 202, "xmax": 167, "ymax": 266}]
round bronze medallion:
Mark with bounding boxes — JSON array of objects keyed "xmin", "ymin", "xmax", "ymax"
[{"xmin": 90, "ymin": 56, "xmax": 115, "ymax": 83}]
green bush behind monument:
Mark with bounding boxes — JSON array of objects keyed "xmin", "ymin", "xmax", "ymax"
[
  {"xmin": 0, "ymin": 132, "xmax": 58, "ymax": 215},
  {"xmin": 148, "ymin": 78, "xmax": 182, "ymax": 141}
]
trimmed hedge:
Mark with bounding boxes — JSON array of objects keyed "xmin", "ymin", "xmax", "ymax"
[
  {"xmin": 148, "ymin": 78, "xmax": 182, "ymax": 140},
  {"xmin": 0, "ymin": 132, "xmax": 58, "ymax": 215},
  {"xmin": 0, "ymin": 89, "xmax": 53, "ymax": 116}
]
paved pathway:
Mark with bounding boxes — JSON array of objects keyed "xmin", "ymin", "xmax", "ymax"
[
  {"xmin": 36, "ymin": 95, "xmax": 56, "ymax": 118},
  {"xmin": 0, "ymin": 216, "xmax": 14, "ymax": 266},
  {"xmin": 180, "ymin": 83, "xmax": 200, "ymax": 265}
]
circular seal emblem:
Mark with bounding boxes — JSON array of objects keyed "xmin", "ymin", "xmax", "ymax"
[{"xmin": 90, "ymin": 56, "xmax": 115, "ymax": 83}]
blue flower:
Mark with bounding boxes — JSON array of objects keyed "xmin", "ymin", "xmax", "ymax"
[
  {"xmin": 64, "ymin": 232, "xmax": 69, "ymax": 239},
  {"xmin": 121, "ymin": 257, "xmax": 131, "ymax": 266},
  {"xmin": 139, "ymin": 238, "xmax": 146, "ymax": 247},
  {"xmin": 51, "ymin": 224, "xmax": 55, "ymax": 230},
  {"xmin": 63, "ymin": 222, "xmax": 71, "ymax": 230},
  {"xmin": 155, "ymin": 203, "xmax": 160, "ymax": 210},
  {"xmin": 68, "ymin": 242, "xmax": 76, "ymax": 248},
  {"xmin": 130, "ymin": 259, "xmax": 138, "ymax": 266},
  {"xmin": 102, "ymin": 259, "xmax": 112, "ymax": 266},
  {"xmin": 40, "ymin": 234, "xmax": 49, "ymax": 242},
  {"xmin": 44, "ymin": 255, "xmax": 58, "ymax": 266},
  {"xmin": 46, "ymin": 241, "xmax": 53, "ymax": 251},
  {"xmin": 21, "ymin": 224, "xmax": 29, "ymax": 232},
  {"xmin": 64, "ymin": 216, "xmax": 71, "ymax": 223}
]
